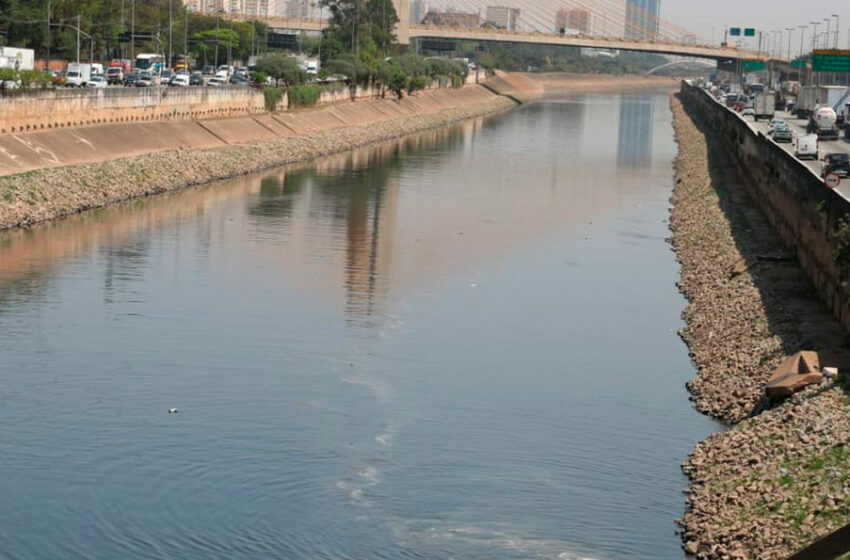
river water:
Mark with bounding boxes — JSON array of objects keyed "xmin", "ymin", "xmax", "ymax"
[{"xmin": 0, "ymin": 92, "xmax": 716, "ymax": 560}]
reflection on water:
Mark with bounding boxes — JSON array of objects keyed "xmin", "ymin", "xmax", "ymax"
[
  {"xmin": 0, "ymin": 92, "xmax": 715, "ymax": 560},
  {"xmin": 618, "ymin": 95, "xmax": 655, "ymax": 166}
]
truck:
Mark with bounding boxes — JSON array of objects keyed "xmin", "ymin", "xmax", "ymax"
[
  {"xmin": 0, "ymin": 47, "xmax": 35, "ymax": 71},
  {"xmin": 808, "ymin": 106, "xmax": 840, "ymax": 141},
  {"xmin": 796, "ymin": 85, "xmax": 850, "ymax": 124},
  {"xmin": 753, "ymin": 92, "xmax": 775, "ymax": 121},
  {"xmin": 65, "ymin": 62, "xmax": 91, "ymax": 87}
]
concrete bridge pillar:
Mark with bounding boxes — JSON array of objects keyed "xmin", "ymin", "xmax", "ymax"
[{"xmin": 393, "ymin": 0, "xmax": 410, "ymax": 45}]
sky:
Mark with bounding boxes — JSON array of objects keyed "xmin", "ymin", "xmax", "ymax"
[{"xmin": 662, "ymin": 0, "xmax": 850, "ymax": 49}]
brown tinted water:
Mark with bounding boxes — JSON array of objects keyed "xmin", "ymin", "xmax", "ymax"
[{"xmin": 0, "ymin": 93, "xmax": 716, "ymax": 560}]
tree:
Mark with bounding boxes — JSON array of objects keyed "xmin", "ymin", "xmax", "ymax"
[
  {"xmin": 363, "ymin": 0, "xmax": 397, "ymax": 55},
  {"xmin": 377, "ymin": 59, "xmax": 407, "ymax": 99},
  {"xmin": 254, "ymin": 53, "xmax": 306, "ymax": 88},
  {"xmin": 191, "ymin": 29, "xmax": 239, "ymax": 67}
]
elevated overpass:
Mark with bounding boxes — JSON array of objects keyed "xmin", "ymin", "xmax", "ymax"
[{"xmin": 229, "ymin": 0, "xmax": 783, "ymax": 63}]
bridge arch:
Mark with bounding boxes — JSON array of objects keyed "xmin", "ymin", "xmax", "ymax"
[{"xmin": 643, "ymin": 60, "xmax": 715, "ymax": 76}]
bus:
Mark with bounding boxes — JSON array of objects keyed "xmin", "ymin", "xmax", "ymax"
[{"xmin": 133, "ymin": 53, "xmax": 165, "ymax": 76}]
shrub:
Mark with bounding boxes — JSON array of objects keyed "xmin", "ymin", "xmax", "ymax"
[
  {"xmin": 407, "ymin": 75, "xmax": 431, "ymax": 95},
  {"xmin": 263, "ymin": 87, "xmax": 284, "ymax": 111},
  {"xmin": 288, "ymin": 84, "xmax": 322, "ymax": 108}
]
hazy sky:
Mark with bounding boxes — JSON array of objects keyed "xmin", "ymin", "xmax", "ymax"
[{"xmin": 662, "ymin": 0, "xmax": 850, "ymax": 48}]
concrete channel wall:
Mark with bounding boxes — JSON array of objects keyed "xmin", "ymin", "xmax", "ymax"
[
  {"xmin": 0, "ymin": 86, "xmax": 267, "ymax": 134},
  {"xmin": 0, "ymin": 76, "xmax": 481, "ymax": 135},
  {"xmin": 0, "ymin": 83, "xmax": 504, "ymax": 176},
  {"xmin": 679, "ymin": 81, "xmax": 850, "ymax": 334}
]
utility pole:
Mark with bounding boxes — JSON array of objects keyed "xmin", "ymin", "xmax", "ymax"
[
  {"xmin": 76, "ymin": 14, "xmax": 81, "ymax": 66},
  {"xmin": 786, "ymin": 27, "xmax": 793, "ymax": 61},
  {"xmin": 131, "ymin": 0, "xmax": 135, "ymax": 62},
  {"xmin": 834, "ymin": 15, "xmax": 840, "ymax": 49},
  {"xmin": 46, "ymin": 0, "xmax": 50, "ymax": 70},
  {"xmin": 811, "ymin": 22, "xmax": 819, "ymax": 86},
  {"xmin": 215, "ymin": 15, "xmax": 219, "ymax": 68},
  {"xmin": 184, "ymin": 9, "xmax": 189, "ymax": 56},
  {"xmin": 168, "ymin": 0, "xmax": 173, "ymax": 67}
]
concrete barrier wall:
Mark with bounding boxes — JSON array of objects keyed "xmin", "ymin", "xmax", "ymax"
[
  {"xmin": 0, "ymin": 80, "xmax": 475, "ymax": 134},
  {"xmin": 680, "ymin": 81, "xmax": 850, "ymax": 333},
  {"xmin": 0, "ymin": 86, "xmax": 267, "ymax": 134}
]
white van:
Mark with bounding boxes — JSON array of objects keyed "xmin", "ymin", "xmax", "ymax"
[{"xmin": 794, "ymin": 134, "xmax": 819, "ymax": 161}]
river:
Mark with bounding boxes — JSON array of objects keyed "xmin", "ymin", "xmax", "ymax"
[{"xmin": 0, "ymin": 91, "xmax": 717, "ymax": 560}]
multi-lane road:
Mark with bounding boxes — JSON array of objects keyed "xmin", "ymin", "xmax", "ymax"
[{"xmin": 745, "ymin": 107, "xmax": 850, "ymax": 197}]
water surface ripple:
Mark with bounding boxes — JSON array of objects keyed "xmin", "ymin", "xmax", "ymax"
[{"xmin": 0, "ymin": 93, "xmax": 716, "ymax": 560}]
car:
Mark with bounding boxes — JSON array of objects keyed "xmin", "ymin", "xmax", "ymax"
[
  {"xmin": 86, "ymin": 75, "xmax": 107, "ymax": 88},
  {"xmin": 772, "ymin": 124, "xmax": 793, "ymax": 143},
  {"xmin": 202, "ymin": 65, "xmax": 216, "ymax": 76},
  {"xmin": 822, "ymin": 152, "xmax": 850, "ymax": 178},
  {"xmin": 794, "ymin": 133, "xmax": 819, "ymax": 160},
  {"xmin": 170, "ymin": 74, "xmax": 190, "ymax": 87},
  {"xmin": 50, "ymin": 70, "xmax": 65, "ymax": 87},
  {"xmin": 229, "ymin": 74, "xmax": 249, "ymax": 85},
  {"xmin": 189, "ymin": 72, "xmax": 204, "ymax": 86},
  {"xmin": 741, "ymin": 106, "xmax": 755, "ymax": 117},
  {"xmin": 105, "ymin": 67, "xmax": 124, "ymax": 85},
  {"xmin": 767, "ymin": 118, "xmax": 786, "ymax": 135},
  {"xmin": 123, "ymin": 72, "xmax": 141, "ymax": 87},
  {"xmin": 206, "ymin": 77, "xmax": 226, "ymax": 87},
  {"xmin": 137, "ymin": 72, "xmax": 153, "ymax": 87},
  {"xmin": 161, "ymin": 69, "xmax": 173, "ymax": 82}
]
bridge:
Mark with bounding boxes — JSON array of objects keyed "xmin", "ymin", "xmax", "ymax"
[{"xmin": 224, "ymin": 0, "xmax": 781, "ymax": 63}]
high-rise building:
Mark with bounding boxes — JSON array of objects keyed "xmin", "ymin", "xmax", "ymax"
[
  {"xmin": 567, "ymin": 9, "xmax": 590, "ymax": 34},
  {"xmin": 485, "ymin": 6, "xmax": 519, "ymax": 31},
  {"xmin": 421, "ymin": 10, "xmax": 480, "ymax": 27},
  {"xmin": 286, "ymin": 0, "xmax": 309, "ymax": 18},
  {"xmin": 410, "ymin": 0, "xmax": 425, "ymax": 24},
  {"xmin": 555, "ymin": 8, "xmax": 590, "ymax": 34},
  {"xmin": 624, "ymin": 0, "xmax": 660, "ymax": 41},
  {"xmin": 183, "ymin": 0, "xmax": 269, "ymax": 16}
]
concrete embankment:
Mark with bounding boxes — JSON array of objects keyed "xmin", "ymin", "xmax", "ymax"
[
  {"xmin": 671, "ymin": 87, "xmax": 850, "ymax": 559},
  {"xmin": 0, "ymin": 72, "xmax": 675, "ymax": 230},
  {"xmin": 0, "ymin": 85, "xmax": 514, "ymax": 229}
]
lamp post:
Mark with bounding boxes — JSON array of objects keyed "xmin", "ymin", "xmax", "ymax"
[
  {"xmin": 833, "ymin": 14, "xmax": 840, "ymax": 49},
  {"xmin": 824, "ymin": 18, "xmax": 831, "ymax": 50},
  {"xmin": 786, "ymin": 27, "xmax": 794, "ymax": 61},
  {"xmin": 168, "ymin": 0, "xmax": 173, "ymax": 68},
  {"xmin": 811, "ymin": 22, "xmax": 819, "ymax": 85}
]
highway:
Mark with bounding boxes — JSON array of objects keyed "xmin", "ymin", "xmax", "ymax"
[{"xmin": 744, "ymin": 106, "xmax": 850, "ymax": 198}]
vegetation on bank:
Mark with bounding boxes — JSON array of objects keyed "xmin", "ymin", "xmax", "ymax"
[{"xmin": 0, "ymin": 0, "xmax": 268, "ymax": 66}]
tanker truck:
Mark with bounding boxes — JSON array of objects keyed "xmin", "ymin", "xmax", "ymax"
[{"xmin": 808, "ymin": 106, "xmax": 840, "ymax": 141}]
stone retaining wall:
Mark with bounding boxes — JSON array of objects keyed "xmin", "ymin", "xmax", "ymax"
[{"xmin": 679, "ymin": 81, "xmax": 850, "ymax": 334}]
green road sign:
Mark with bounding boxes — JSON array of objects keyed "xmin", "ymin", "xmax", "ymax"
[
  {"xmin": 812, "ymin": 50, "xmax": 850, "ymax": 72},
  {"xmin": 742, "ymin": 60, "xmax": 766, "ymax": 71},
  {"xmin": 790, "ymin": 59, "xmax": 807, "ymax": 69},
  {"xmin": 730, "ymin": 27, "xmax": 741, "ymax": 36},
  {"xmin": 744, "ymin": 28, "xmax": 755, "ymax": 37}
]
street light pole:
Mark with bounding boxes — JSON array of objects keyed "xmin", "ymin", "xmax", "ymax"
[
  {"xmin": 168, "ymin": 0, "xmax": 173, "ymax": 67},
  {"xmin": 786, "ymin": 27, "xmax": 794, "ymax": 61},
  {"xmin": 131, "ymin": 0, "xmax": 135, "ymax": 63},
  {"xmin": 811, "ymin": 22, "xmax": 819, "ymax": 86},
  {"xmin": 834, "ymin": 15, "xmax": 840, "ymax": 49},
  {"xmin": 76, "ymin": 14, "xmax": 81, "ymax": 66},
  {"xmin": 45, "ymin": 0, "xmax": 51, "ymax": 71}
]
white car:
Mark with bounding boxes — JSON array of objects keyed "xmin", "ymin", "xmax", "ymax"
[
  {"xmin": 741, "ymin": 106, "xmax": 755, "ymax": 117},
  {"xmin": 170, "ymin": 74, "xmax": 190, "ymax": 87},
  {"xmin": 794, "ymin": 134, "xmax": 819, "ymax": 160},
  {"xmin": 206, "ymin": 77, "xmax": 226, "ymax": 87},
  {"xmin": 86, "ymin": 75, "xmax": 107, "ymax": 88},
  {"xmin": 767, "ymin": 118, "xmax": 786, "ymax": 135}
]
